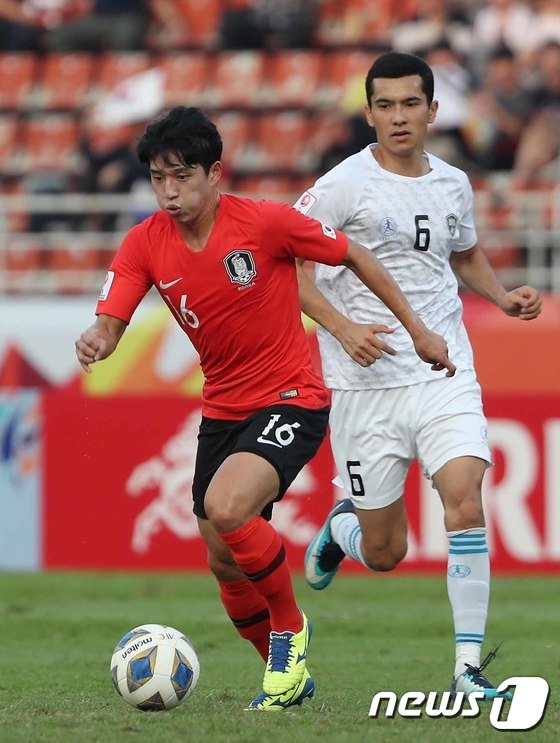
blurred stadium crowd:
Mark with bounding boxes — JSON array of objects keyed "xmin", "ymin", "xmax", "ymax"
[{"xmin": 1, "ymin": 0, "xmax": 560, "ymax": 293}]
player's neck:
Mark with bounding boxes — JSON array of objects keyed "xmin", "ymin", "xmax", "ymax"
[
  {"xmin": 371, "ymin": 145, "xmax": 431, "ymax": 177},
  {"xmin": 176, "ymin": 191, "xmax": 221, "ymax": 252}
]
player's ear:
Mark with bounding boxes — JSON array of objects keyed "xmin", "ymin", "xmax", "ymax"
[
  {"xmin": 365, "ymin": 103, "xmax": 374, "ymax": 129},
  {"xmin": 209, "ymin": 160, "xmax": 222, "ymax": 185},
  {"xmin": 428, "ymin": 100, "xmax": 438, "ymax": 124}
]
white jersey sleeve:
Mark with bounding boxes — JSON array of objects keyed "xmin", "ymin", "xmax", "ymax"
[{"xmin": 294, "ymin": 145, "xmax": 476, "ymax": 390}]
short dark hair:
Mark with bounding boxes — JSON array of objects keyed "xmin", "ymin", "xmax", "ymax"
[
  {"xmin": 137, "ymin": 106, "xmax": 223, "ymax": 173},
  {"xmin": 365, "ymin": 52, "xmax": 434, "ymax": 105}
]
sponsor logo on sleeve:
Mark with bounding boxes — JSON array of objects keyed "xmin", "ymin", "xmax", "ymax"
[
  {"xmin": 98, "ymin": 271, "xmax": 115, "ymax": 301},
  {"xmin": 294, "ymin": 191, "xmax": 317, "ymax": 214},
  {"xmin": 322, "ymin": 224, "xmax": 336, "ymax": 240}
]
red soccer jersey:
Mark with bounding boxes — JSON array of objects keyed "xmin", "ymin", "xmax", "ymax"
[{"xmin": 96, "ymin": 194, "xmax": 348, "ymax": 419}]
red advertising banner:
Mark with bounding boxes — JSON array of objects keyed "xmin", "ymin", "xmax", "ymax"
[{"xmin": 42, "ymin": 392, "xmax": 560, "ymax": 573}]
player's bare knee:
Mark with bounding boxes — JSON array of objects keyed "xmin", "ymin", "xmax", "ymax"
[
  {"xmin": 446, "ymin": 495, "xmax": 484, "ymax": 531},
  {"xmin": 362, "ymin": 541, "xmax": 407, "ymax": 572}
]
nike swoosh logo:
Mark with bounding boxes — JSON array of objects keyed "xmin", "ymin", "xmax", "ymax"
[{"xmin": 159, "ymin": 277, "xmax": 183, "ymax": 289}]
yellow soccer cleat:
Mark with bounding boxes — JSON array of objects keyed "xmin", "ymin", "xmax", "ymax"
[
  {"xmin": 262, "ymin": 611, "xmax": 311, "ymax": 695},
  {"xmin": 245, "ymin": 669, "xmax": 315, "ymax": 711}
]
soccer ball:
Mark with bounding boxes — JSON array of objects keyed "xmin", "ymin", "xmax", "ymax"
[{"xmin": 110, "ymin": 623, "xmax": 200, "ymax": 711}]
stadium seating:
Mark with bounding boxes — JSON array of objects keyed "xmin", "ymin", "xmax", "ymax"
[
  {"xmin": 0, "ymin": 9, "xmax": 554, "ymax": 296},
  {"xmin": 0, "ymin": 114, "xmax": 19, "ymax": 175},
  {"xmin": 264, "ymin": 51, "xmax": 323, "ymax": 108},
  {"xmin": 207, "ymin": 51, "xmax": 266, "ymax": 109},
  {"xmin": 34, "ymin": 53, "xmax": 95, "ymax": 111},
  {"xmin": 159, "ymin": 53, "xmax": 210, "ymax": 108},
  {"xmin": 0, "ymin": 53, "xmax": 36, "ymax": 110},
  {"xmin": 19, "ymin": 114, "xmax": 81, "ymax": 172}
]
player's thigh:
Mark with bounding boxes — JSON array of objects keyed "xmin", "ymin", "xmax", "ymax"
[
  {"xmin": 203, "ymin": 404, "xmax": 329, "ymax": 527},
  {"xmin": 416, "ymin": 370, "xmax": 491, "ymax": 482},
  {"xmin": 204, "ymin": 451, "xmax": 281, "ymax": 527},
  {"xmin": 330, "ymin": 388, "xmax": 414, "ymax": 509}
]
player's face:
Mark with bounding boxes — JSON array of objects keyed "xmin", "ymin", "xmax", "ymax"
[
  {"xmin": 149, "ymin": 154, "xmax": 221, "ymax": 224},
  {"xmin": 365, "ymin": 75, "xmax": 438, "ymax": 161}
]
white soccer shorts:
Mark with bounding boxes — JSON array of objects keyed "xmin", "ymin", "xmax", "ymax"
[{"xmin": 329, "ymin": 370, "xmax": 492, "ymax": 510}]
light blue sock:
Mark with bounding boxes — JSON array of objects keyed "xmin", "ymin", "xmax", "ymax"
[{"xmin": 447, "ymin": 528, "xmax": 490, "ymax": 679}]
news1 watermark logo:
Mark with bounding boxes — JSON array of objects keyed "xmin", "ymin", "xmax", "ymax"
[{"xmin": 369, "ymin": 677, "xmax": 550, "ymax": 731}]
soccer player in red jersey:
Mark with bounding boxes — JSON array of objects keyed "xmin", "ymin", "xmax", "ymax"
[{"xmin": 75, "ymin": 106, "xmax": 455, "ymax": 711}]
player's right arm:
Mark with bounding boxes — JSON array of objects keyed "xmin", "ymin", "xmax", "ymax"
[
  {"xmin": 297, "ymin": 260, "xmax": 396, "ymax": 367},
  {"xmin": 75, "ymin": 314, "xmax": 128, "ymax": 373}
]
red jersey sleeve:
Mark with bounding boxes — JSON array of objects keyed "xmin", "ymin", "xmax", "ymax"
[
  {"xmin": 258, "ymin": 200, "xmax": 348, "ymax": 264},
  {"xmin": 96, "ymin": 222, "xmax": 153, "ymax": 322}
]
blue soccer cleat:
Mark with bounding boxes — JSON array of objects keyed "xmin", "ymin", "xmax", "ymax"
[
  {"xmin": 305, "ymin": 498, "xmax": 355, "ymax": 590},
  {"xmin": 451, "ymin": 645, "xmax": 513, "ymax": 701}
]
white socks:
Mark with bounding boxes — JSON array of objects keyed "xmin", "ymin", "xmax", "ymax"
[
  {"xmin": 447, "ymin": 528, "xmax": 490, "ymax": 679},
  {"xmin": 331, "ymin": 511, "xmax": 368, "ymax": 567}
]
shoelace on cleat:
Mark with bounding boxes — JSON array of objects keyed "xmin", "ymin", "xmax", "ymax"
[
  {"xmin": 267, "ymin": 635, "xmax": 294, "ymax": 672},
  {"xmin": 317, "ymin": 541, "xmax": 344, "ymax": 572},
  {"xmin": 463, "ymin": 643, "xmax": 504, "ymax": 688}
]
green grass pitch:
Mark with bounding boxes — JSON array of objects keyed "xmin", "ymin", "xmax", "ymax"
[{"xmin": 0, "ymin": 572, "xmax": 557, "ymax": 743}]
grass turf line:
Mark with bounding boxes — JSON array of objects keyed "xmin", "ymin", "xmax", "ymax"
[{"xmin": 0, "ymin": 572, "xmax": 557, "ymax": 743}]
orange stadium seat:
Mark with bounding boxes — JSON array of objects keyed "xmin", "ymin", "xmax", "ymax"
[
  {"xmin": 159, "ymin": 53, "xmax": 210, "ymax": 107},
  {"xmin": 20, "ymin": 115, "xmax": 80, "ymax": 171},
  {"xmin": 92, "ymin": 53, "xmax": 151, "ymax": 99},
  {"xmin": 252, "ymin": 112, "xmax": 312, "ymax": 172},
  {"xmin": 318, "ymin": 49, "xmax": 378, "ymax": 106},
  {"xmin": 0, "ymin": 114, "xmax": 19, "ymax": 174},
  {"xmin": 47, "ymin": 244, "xmax": 103, "ymax": 294},
  {"xmin": 2, "ymin": 238, "xmax": 43, "ymax": 293},
  {"xmin": 234, "ymin": 174, "xmax": 294, "ymax": 202},
  {"xmin": 264, "ymin": 51, "xmax": 324, "ymax": 108},
  {"xmin": 211, "ymin": 110, "xmax": 254, "ymax": 172},
  {"xmin": 34, "ymin": 53, "xmax": 94, "ymax": 110},
  {"xmin": 317, "ymin": 0, "xmax": 415, "ymax": 45},
  {"xmin": 0, "ymin": 53, "xmax": 36, "ymax": 110},
  {"xmin": 208, "ymin": 51, "xmax": 265, "ymax": 108},
  {"xmin": 174, "ymin": 0, "xmax": 222, "ymax": 48}
]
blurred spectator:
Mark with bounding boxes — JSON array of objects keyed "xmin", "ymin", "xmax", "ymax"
[
  {"xmin": 525, "ymin": 0, "xmax": 560, "ymax": 53},
  {"xmin": 0, "ymin": 0, "xmax": 82, "ymax": 50},
  {"xmin": 512, "ymin": 40, "xmax": 560, "ymax": 186},
  {"xmin": 219, "ymin": 0, "xmax": 263, "ymax": 50},
  {"xmin": 470, "ymin": 0, "xmax": 538, "ymax": 82},
  {"xmin": 220, "ymin": 0, "xmax": 318, "ymax": 50},
  {"xmin": 308, "ymin": 112, "xmax": 361, "ymax": 174},
  {"xmin": 464, "ymin": 45, "xmax": 532, "ymax": 171},
  {"xmin": 258, "ymin": 0, "xmax": 318, "ymax": 49},
  {"xmin": 80, "ymin": 120, "xmax": 152, "ymax": 231},
  {"xmin": 391, "ymin": 0, "xmax": 473, "ymax": 58},
  {"xmin": 45, "ymin": 0, "xmax": 148, "ymax": 52},
  {"xmin": 423, "ymin": 41, "xmax": 474, "ymax": 168}
]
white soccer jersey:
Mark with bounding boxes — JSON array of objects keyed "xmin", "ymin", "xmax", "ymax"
[{"xmin": 294, "ymin": 144, "xmax": 477, "ymax": 390}]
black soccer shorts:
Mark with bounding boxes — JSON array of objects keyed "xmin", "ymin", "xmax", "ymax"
[{"xmin": 192, "ymin": 403, "xmax": 330, "ymax": 521}]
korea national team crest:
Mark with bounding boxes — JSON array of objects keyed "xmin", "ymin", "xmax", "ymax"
[{"xmin": 224, "ymin": 250, "xmax": 257, "ymax": 285}]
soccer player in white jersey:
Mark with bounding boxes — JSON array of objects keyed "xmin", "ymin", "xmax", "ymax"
[{"xmin": 294, "ymin": 51, "xmax": 542, "ymax": 699}]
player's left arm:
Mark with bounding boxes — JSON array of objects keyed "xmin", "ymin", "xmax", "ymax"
[{"xmin": 450, "ymin": 245, "xmax": 542, "ymax": 320}]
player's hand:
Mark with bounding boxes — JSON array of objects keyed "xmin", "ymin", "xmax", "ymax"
[
  {"xmin": 413, "ymin": 329, "xmax": 456, "ymax": 377},
  {"xmin": 75, "ymin": 327, "xmax": 109, "ymax": 373},
  {"xmin": 498, "ymin": 286, "xmax": 542, "ymax": 320},
  {"xmin": 336, "ymin": 322, "xmax": 396, "ymax": 367}
]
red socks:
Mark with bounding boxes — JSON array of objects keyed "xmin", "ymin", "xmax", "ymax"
[
  {"xmin": 219, "ymin": 516, "xmax": 302, "ymax": 633},
  {"xmin": 218, "ymin": 578, "xmax": 270, "ymax": 661}
]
